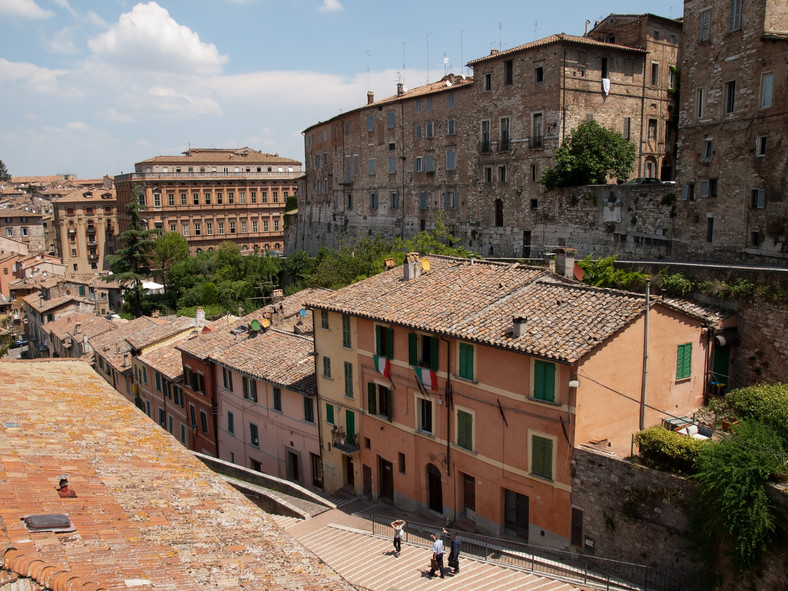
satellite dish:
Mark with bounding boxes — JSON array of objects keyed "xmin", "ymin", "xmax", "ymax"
[
  {"xmin": 421, "ymin": 258, "xmax": 431, "ymax": 272},
  {"xmin": 250, "ymin": 319, "xmax": 261, "ymax": 332},
  {"xmin": 299, "ymin": 308, "xmax": 307, "ymax": 317},
  {"xmin": 261, "ymin": 318, "xmax": 271, "ymax": 329}
]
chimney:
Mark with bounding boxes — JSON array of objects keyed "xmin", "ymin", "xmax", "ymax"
[
  {"xmin": 195, "ymin": 307, "xmax": 205, "ymax": 326},
  {"xmin": 397, "ymin": 82, "xmax": 404, "ymax": 96},
  {"xmin": 544, "ymin": 253, "xmax": 556, "ymax": 273},
  {"xmin": 39, "ymin": 295, "xmax": 43, "ymax": 308},
  {"xmin": 75, "ymin": 322, "xmax": 82, "ymax": 334},
  {"xmin": 367, "ymin": 91, "xmax": 375, "ymax": 104},
  {"xmin": 272, "ymin": 289, "xmax": 284, "ymax": 303},
  {"xmin": 403, "ymin": 252, "xmax": 421, "ymax": 281},
  {"xmin": 123, "ymin": 352, "xmax": 129, "ymax": 367},
  {"xmin": 555, "ymin": 247, "xmax": 577, "ymax": 279},
  {"xmin": 512, "ymin": 316, "xmax": 527, "ymax": 338}
]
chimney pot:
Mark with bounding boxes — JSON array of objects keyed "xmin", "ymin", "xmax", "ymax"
[
  {"xmin": 367, "ymin": 91, "xmax": 375, "ymax": 104},
  {"xmin": 555, "ymin": 247, "xmax": 577, "ymax": 279},
  {"xmin": 513, "ymin": 316, "xmax": 528, "ymax": 338},
  {"xmin": 396, "ymin": 82, "xmax": 404, "ymax": 96},
  {"xmin": 403, "ymin": 252, "xmax": 421, "ymax": 281}
]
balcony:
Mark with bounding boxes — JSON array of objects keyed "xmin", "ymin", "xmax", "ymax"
[
  {"xmin": 330, "ymin": 426, "xmax": 360, "ymax": 455},
  {"xmin": 531, "ymin": 135, "xmax": 544, "ymax": 149},
  {"xmin": 479, "ymin": 140, "xmax": 491, "ymax": 153}
]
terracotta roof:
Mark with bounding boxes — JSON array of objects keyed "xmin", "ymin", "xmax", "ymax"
[
  {"xmin": 137, "ymin": 147, "xmax": 301, "ymax": 167},
  {"xmin": 467, "ymin": 33, "xmax": 645, "ymax": 66},
  {"xmin": 211, "ymin": 329, "xmax": 316, "ymax": 395},
  {"xmin": 54, "ymin": 187, "xmax": 116, "ymax": 204},
  {"xmin": 304, "ymin": 256, "xmax": 719, "ymax": 364},
  {"xmin": 657, "ymin": 296, "xmax": 732, "ymax": 326},
  {"xmin": 22, "ymin": 293, "xmax": 81, "ymax": 314},
  {"xmin": 124, "ymin": 316, "xmax": 195, "ymax": 350},
  {"xmin": 137, "ymin": 337, "xmax": 188, "ymax": 380},
  {"xmin": 43, "ymin": 313, "xmax": 114, "ymax": 341},
  {"xmin": 0, "ymin": 208, "xmax": 43, "ymax": 218},
  {"xmin": 0, "ymin": 360, "xmax": 351, "ymax": 590},
  {"xmin": 89, "ymin": 316, "xmax": 166, "ymax": 371}
]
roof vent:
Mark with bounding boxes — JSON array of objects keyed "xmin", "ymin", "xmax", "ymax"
[
  {"xmin": 403, "ymin": 252, "xmax": 421, "ymax": 281},
  {"xmin": 57, "ymin": 475, "xmax": 77, "ymax": 498},
  {"xmin": 513, "ymin": 316, "xmax": 527, "ymax": 338},
  {"xmin": 21, "ymin": 513, "xmax": 76, "ymax": 533}
]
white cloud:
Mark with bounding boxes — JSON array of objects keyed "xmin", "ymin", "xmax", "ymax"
[
  {"xmin": 0, "ymin": 0, "xmax": 52, "ymax": 19},
  {"xmin": 145, "ymin": 86, "xmax": 223, "ymax": 116},
  {"xmin": 43, "ymin": 121, "xmax": 91, "ymax": 133},
  {"xmin": 0, "ymin": 58, "xmax": 68, "ymax": 94},
  {"xmin": 317, "ymin": 0, "xmax": 343, "ymax": 12},
  {"xmin": 52, "ymin": 0, "xmax": 78, "ymax": 18},
  {"xmin": 45, "ymin": 27, "xmax": 80, "ymax": 55},
  {"xmin": 87, "ymin": 2, "xmax": 228, "ymax": 75},
  {"xmin": 98, "ymin": 108, "xmax": 135, "ymax": 123},
  {"xmin": 86, "ymin": 11, "xmax": 108, "ymax": 28}
]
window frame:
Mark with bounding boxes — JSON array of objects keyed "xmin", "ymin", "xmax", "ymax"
[
  {"xmin": 760, "ymin": 72, "xmax": 773, "ymax": 109},
  {"xmin": 532, "ymin": 359, "xmax": 557, "ymax": 403},
  {"xmin": 458, "ymin": 342, "xmax": 475, "ymax": 381},
  {"xmin": 530, "ymin": 432, "xmax": 555, "ymax": 480},
  {"xmin": 456, "ymin": 407, "xmax": 474, "ymax": 451},
  {"xmin": 367, "ymin": 381, "xmax": 392, "ymax": 421},
  {"xmin": 344, "ymin": 361, "xmax": 354, "ymax": 398},
  {"xmin": 676, "ymin": 343, "xmax": 692, "ymax": 380}
]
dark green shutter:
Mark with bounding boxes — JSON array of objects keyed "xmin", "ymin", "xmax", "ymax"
[
  {"xmin": 368, "ymin": 382, "xmax": 377, "ymax": 415},
  {"xmin": 430, "ymin": 336, "xmax": 439, "ymax": 371},
  {"xmin": 676, "ymin": 343, "xmax": 692, "ymax": 380},
  {"xmin": 534, "ymin": 360, "xmax": 555, "ymax": 401},
  {"xmin": 346, "ymin": 410, "xmax": 355, "ymax": 441},
  {"xmin": 532, "ymin": 436, "xmax": 553, "ymax": 479},
  {"xmin": 326, "ymin": 403, "xmax": 334, "ymax": 424},
  {"xmin": 459, "ymin": 343, "xmax": 474, "ymax": 380},
  {"xmin": 408, "ymin": 333, "xmax": 418, "ymax": 365},
  {"xmin": 375, "ymin": 326, "xmax": 383, "ymax": 356},
  {"xmin": 386, "ymin": 327, "xmax": 394, "ymax": 359},
  {"xmin": 458, "ymin": 410, "xmax": 472, "ymax": 450}
]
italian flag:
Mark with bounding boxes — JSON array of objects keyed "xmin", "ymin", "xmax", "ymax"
[
  {"xmin": 414, "ymin": 367, "xmax": 437, "ymax": 391},
  {"xmin": 374, "ymin": 355, "xmax": 391, "ymax": 378}
]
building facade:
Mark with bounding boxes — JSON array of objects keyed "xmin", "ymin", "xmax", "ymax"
[
  {"xmin": 114, "ymin": 148, "xmax": 302, "ymax": 255},
  {"xmin": 0, "ymin": 209, "xmax": 46, "ymax": 252},
  {"xmin": 674, "ymin": 0, "xmax": 787, "ymax": 263},
  {"xmin": 52, "ymin": 186, "xmax": 118, "ymax": 273}
]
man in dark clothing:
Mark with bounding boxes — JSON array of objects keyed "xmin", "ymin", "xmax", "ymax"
[{"xmin": 444, "ymin": 529, "xmax": 461, "ymax": 573}]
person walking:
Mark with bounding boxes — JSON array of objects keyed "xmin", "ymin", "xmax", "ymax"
[
  {"xmin": 391, "ymin": 519, "xmax": 406, "ymax": 555},
  {"xmin": 444, "ymin": 529, "xmax": 461, "ymax": 573},
  {"xmin": 428, "ymin": 533, "xmax": 445, "ymax": 578}
]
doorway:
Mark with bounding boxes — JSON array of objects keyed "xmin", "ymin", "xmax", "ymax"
[
  {"xmin": 504, "ymin": 489, "xmax": 529, "ymax": 541},
  {"xmin": 462, "ymin": 472, "xmax": 476, "ymax": 520},
  {"xmin": 427, "ymin": 463, "xmax": 443, "ymax": 514},
  {"xmin": 345, "ymin": 454, "xmax": 354, "ymax": 487},
  {"xmin": 379, "ymin": 457, "xmax": 394, "ymax": 501},
  {"xmin": 286, "ymin": 450, "xmax": 300, "ymax": 483}
]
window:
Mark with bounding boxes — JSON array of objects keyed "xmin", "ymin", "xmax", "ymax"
[
  {"xmin": 323, "ymin": 356, "xmax": 332, "ymax": 378},
  {"xmin": 415, "ymin": 125, "xmax": 422, "ymax": 140},
  {"xmin": 703, "ymin": 137, "xmax": 713, "ymax": 161},
  {"xmin": 760, "ymin": 72, "xmax": 773, "ymax": 108},
  {"xmin": 414, "ymin": 156, "xmax": 424, "ymax": 172},
  {"xmin": 240, "ymin": 191, "xmax": 246, "ymax": 204},
  {"xmin": 418, "ymin": 397, "xmax": 433, "ymax": 433},
  {"xmin": 446, "ymin": 151, "xmax": 456, "ymax": 171},
  {"xmin": 342, "ymin": 314, "xmax": 351, "ymax": 347},
  {"xmin": 321, "ymin": 310, "xmax": 329, "ymax": 329},
  {"xmin": 200, "ymin": 410, "xmax": 208, "ymax": 434},
  {"xmin": 751, "ymin": 189, "xmax": 766, "ymax": 209},
  {"xmin": 696, "ymin": 88, "xmax": 705, "ymax": 118},
  {"xmin": 724, "ymin": 81, "xmax": 736, "ymax": 114},
  {"xmin": 623, "ymin": 116, "xmax": 631, "ymax": 140},
  {"xmin": 250, "ymin": 423, "xmax": 259, "ymax": 447},
  {"xmin": 367, "ymin": 382, "xmax": 392, "ymax": 421},
  {"xmin": 504, "ymin": 60, "xmax": 513, "ymax": 85},
  {"xmin": 206, "ymin": 221, "xmax": 213, "ymax": 235},
  {"xmin": 273, "ymin": 387, "xmax": 282, "ymax": 411},
  {"xmin": 533, "ymin": 360, "xmax": 556, "ymax": 402},
  {"xmin": 483, "ymin": 72, "xmax": 492, "ymax": 91},
  {"xmin": 498, "ymin": 166, "xmax": 506, "ymax": 183},
  {"xmin": 155, "ymin": 371, "xmax": 162, "ymax": 391},
  {"xmin": 601, "ymin": 57, "xmax": 609, "ymax": 79},
  {"xmin": 531, "ymin": 113, "xmax": 544, "ymax": 148},
  {"xmin": 346, "ymin": 194, "xmax": 353, "ymax": 210},
  {"xmin": 676, "ymin": 343, "xmax": 692, "ymax": 380},
  {"xmin": 648, "ymin": 119, "xmax": 657, "ymax": 141},
  {"xmin": 368, "ymin": 158, "xmax": 375, "ymax": 175},
  {"xmin": 304, "ymin": 396, "xmax": 315, "ymax": 422},
  {"xmin": 668, "ymin": 66, "xmax": 677, "ymax": 89},
  {"xmin": 706, "ymin": 217, "xmax": 714, "ymax": 243},
  {"xmin": 531, "ymin": 434, "xmax": 553, "ymax": 480},
  {"xmin": 500, "ymin": 117, "xmax": 510, "ymax": 151},
  {"xmin": 389, "ymin": 157, "xmax": 396, "ymax": 174},
  {"xmin": 398, "ymin": 452, "xmax": 406, "ymax": 474},
  {"xmin": 699, "ymin": 8, "xmax": 711, "ymax": 41},
  {"xmin": 227, "ymin": 411, "xmax": 234, "ymax": 435},
  {"xmin": 222, "ymin": 367, "xmax": 234, "ymax": 391},
  {"xmin": 448, "ymin": 118, "xmax": 456, "ymax": 135},
  {"xmin": 204, "ymin": 191, "xmax": 211, "ymax": 205},
  {"xmin": 343, "ymin": 361, "xmax": 354, "ymax": 398},
  {"xmin": 448, "ymin": 91, "xmax": 455, "ymax": 107},
  {"xmin": 426, "ymin": 122, "xmax": 434, "ymax": 138},
  {"xmin": 415, "ymin": 99, "xmax": 422, "ymax": 114},
  {"xmin": 457, "ymin": 409, "xmax": 473, "ymax": 451},
  {"xmin": 419, "ymin": 191, "xmax": 428, "ymax": 210},
  {"xmin": 325, "ymin": 403, "xmax": 334, "ymax": 424},
  {"xmin": 242, "ymin": 376, "xmax": 258, "ymax": 402},
  {"xmin": 158, "ymin": 407, "xmax": 165, "ymax": 428},
  {"xmin": 756, "ymin": 135, "xmax": 767, "ymax": 157},
  {"xmin": 369, "ymin": 192, "xmax": 378, "ymax": 209},
  {"xmin": 458, "ymin": 342, "xmax": 474, "ymax": 381},
  {"xmin": 367, "ymin": 114, "xmax": 374, "ymax": 131},
  {"xmin": 534, "ymin": 66, "xmax": 544, "ymax": 82},
  {"xmin": 387, "ymin": 111, "xmax": 395, "ymax": 128},
  {"xmin": 195, "ymin": 222, "xmax": 201, "ymax": 236},
  {"xmin": 409, "ymin": 333, "xmax": 438, "ymax": 370},
  {"xmin": 425, "ymin": 155, "xmax": 435, "ymax": 173},
  {"xmin": 481, "ymin": 120, "xmax": 491, "ymax": 152},
  {"xmin": 681, "ymin": 184, "xmax": 695, "ymax": 201},
  {"xmin": 426, "ymin": 96, "xmax": 432, "ymax": 111},
  {"xmin": 251, "ymin": 191, "xmax": 257, "ymax": 203},
  {"xmin": 729, "ymin": 0, "xmax": 742, "ymax": 31},
  {"xmin": 389, "ymin": 192, "xmax": 400, "ymax": 209},
  {"xmin": 650, "ymin": 62, "xmax": 659, "ymax": 86},
  {"xmin": 180, "ymin": 424, "xmax": 186, "ymax": 444},
  {"xmin": 218, "ymin": 221, "xmax": 225, "ymax": 235},
  {"xmin": 153, "ymin": 193, "xmax": 161, "ymax": 207},
  {"xmin": 375, "ymin": 325, "xmax": 394, "ymax": 359}
]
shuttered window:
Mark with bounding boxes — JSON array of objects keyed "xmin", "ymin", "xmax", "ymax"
[
  {"xmin": 457, "ymin": 410, "xmax": 473, "ymax": 451},
  {"xmin": 531, "ymin": 435, "xmax": 553, "ymax": 480},
  {"xmin": 676, "ymin": 343, "xmax": 692, "ymax": 380},
  {"xmin": 459, "ymin": 343, "xmax": 474, "ymax": 380},
  {"xmin": 533, "ymin": 360, "xmax": 556, "ymax": 402}
]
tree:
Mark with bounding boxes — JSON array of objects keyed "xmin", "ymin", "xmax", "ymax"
[
  {"xmin": 153, "ymin": 232, "xmax": 190, "ymax": 296},
  {"xmin": 540, "ymin": 120, "xmax": 637, "ymax": 191},
  {"xmin": 105, "ymin": 188, "xmax": 157, "ymax": 317},
  {"xmin": 0, "ymin": 160, "xmax": 10, "ymax": 181}
]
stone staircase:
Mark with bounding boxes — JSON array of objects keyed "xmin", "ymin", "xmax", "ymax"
[{"xmin": 274, "ymin": 510, "xmax": 583, "ymax": 591}]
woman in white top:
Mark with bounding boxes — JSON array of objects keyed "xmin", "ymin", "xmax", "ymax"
[{"xmin": 391, "ymin": 519, "xmax": 406, "ymax": 554}]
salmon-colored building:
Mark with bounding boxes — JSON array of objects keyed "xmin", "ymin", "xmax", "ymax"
[{"xmin": 306, "ymin": 255, "xmax": 735, "ymax": 548}]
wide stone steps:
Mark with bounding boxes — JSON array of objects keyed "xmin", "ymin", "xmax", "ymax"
[{"xmin": 297, "ymin": 523, "xmax": 582, "ymax": 591}]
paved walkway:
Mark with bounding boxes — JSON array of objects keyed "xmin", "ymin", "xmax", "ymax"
[{"xmin": 272, "ymin": 497, "xmax": 585, "ymax": 591}]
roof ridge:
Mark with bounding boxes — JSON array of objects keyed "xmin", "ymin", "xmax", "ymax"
[{"xmin": 3, "ymin": 547, "xmax": 106, "ymax": 591}]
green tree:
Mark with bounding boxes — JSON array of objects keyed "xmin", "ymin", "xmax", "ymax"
[
  {"xmin": 105, "ymin": 188, "xmax": 157, "ymax": 317},
  {"xmin": 540, "ymin": 120, "xmax": 637, "ymax": 190},
  {"xmin": 153, "ymin": 232, "xmax": 190, "ymax": 297},
  {"xmin": 0, "ymin": 160, "xmax": 10, "ymax": 181}
]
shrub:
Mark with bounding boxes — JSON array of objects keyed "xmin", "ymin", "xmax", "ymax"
[
  {"xmin": 725, "ymin": 383, "xmax": 788, "ymax": 444},
  {"xmin": 634, "ymin": 425, "xmax": 709, "ymax": 475}
]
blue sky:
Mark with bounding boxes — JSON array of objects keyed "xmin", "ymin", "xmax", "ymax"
[{"xmin": 0, "ymin": 0, "xmax": 683, "ymax": 179}]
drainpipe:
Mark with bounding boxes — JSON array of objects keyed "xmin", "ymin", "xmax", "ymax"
[
  {"xmin": 639, "ymin": 279, "xmax": 650, "ymax": 430},
  {"xmin": 400, "ymin": 101, "xmax": 406, "ymax": 240},
  {"xmin": 440, "ymin": 336, "xmax": 452, "ymax": 477}
]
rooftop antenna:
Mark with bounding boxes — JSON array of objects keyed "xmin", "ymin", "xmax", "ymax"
[
  {"xmin": 365, "ymin": 49, "xmax": 372, "ymax": 89},
  {"xmin": 460, "ymin": 29, "xmax": 465, "ymax": 76},
  {"xmin": 498, "ymin": 22, "xmax": 502, "ymax": 50},
  {"xmin": 533, "ymin": 20, "xmax": 540, "ymax": 39},
  {"xmin": 443, "ymin": 53, "xmax": 449, "ymax": 76},
  {"xmin": 426, "ymin": 33, "xmax": 432, "ymax": 84},
  {"xmin": 402, "ymin": 42, "xmax": 406, "ymax": 86}
]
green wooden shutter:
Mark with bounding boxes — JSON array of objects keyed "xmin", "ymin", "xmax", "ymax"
[
  {"xmin": 368, "ymin": 382, "xmax": 377, "ymax": 415},
  {"xmin": 457, "ymin": 410, "xmax": 473, "ymax": 450},
  {"xmin": 459, "ymin": 343, "xmax": 474, "ymax": 380},
  {"xmin": 408, "ymin": 333, "xmax": 418, "ymax": 365},
  {"xmin": 430, "ymin": 336, "xmax": 439, "ymax": 371},
  {"xmin": 375, "ymin": 325, "xmax": 383, "ymax": 356},
  {"xmin": 534, "ymin": 360, "xmax": 555, "ymax": 401},
  {"xmin": 532, "ymin": 436, "xmax": 553, "ymax": 479},
  {"xmin": 346, "ymin": 410, "xmax": 355, "ymax": 441},
  {"xmin": 326, "ymin": 403, "xmax": 334, "ymax": 424},
  {"xmin": 386, "ymin": 327, "xmax": 394, "ymax": 359},
  {"xmin": 676, "ymin": 343, "xmax": 692, "ymax": 380}
]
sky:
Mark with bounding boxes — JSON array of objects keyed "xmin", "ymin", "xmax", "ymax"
[{"xmin": 0, "ymin": 0, "xmax": 683, "ymax": 179}]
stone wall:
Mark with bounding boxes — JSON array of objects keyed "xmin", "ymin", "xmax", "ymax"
[{"xmin": 734, "ymin": 296, "xmax": 788, "ymax": 385}]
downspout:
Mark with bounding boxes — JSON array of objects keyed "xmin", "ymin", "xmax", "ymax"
[
  {"xmin": 561, "ymin": 49, "xmax": 567, "ymax": 142},
  {"xmin": 312, "ymin": 319, "xmax": 327, "ymax": 491},
  {"xmin": 440, "ymin": 336, "xmax": 452, "ymax": 477},
  {"xmin": 639, "ymin": 279, "xmax": 650, "ymax": 430},
  {"xmin": 638, "ymin": 54, "xmax": 647, "ymax": 177},
  {"xmin": 400, "ymin": 101, "xmax": 406, "ymax": 240}
]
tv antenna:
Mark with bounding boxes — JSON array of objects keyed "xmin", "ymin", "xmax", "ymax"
[{"xmin": 365, "ymin": 49, "xmax": 372, "ymax": 89}]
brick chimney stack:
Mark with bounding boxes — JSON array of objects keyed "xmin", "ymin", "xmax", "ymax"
[
  {"xmin": 555, "ymin": 248, "xmax": 577, "ymax": 279},
  {"xmin": 367, "ymin": 91, "xmax": 374, "ymax": 104},
  {"xmin": 403, "ymin": 252, "xmax": 421, "ymax": 281},
  {"xmin": 397, "ymin": 83, "xmax": 404, "ymax": 96}
]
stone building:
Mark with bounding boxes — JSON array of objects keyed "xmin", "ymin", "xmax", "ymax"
[
  {"xmin": 294, "ymin": 14, "xmax": 681, "ymax": 259},
  {"xmin": 52, "ymin": 185, "xmax": 117, "ymax": 273},
  {"xmin": 0, "ymin": 208, "xmax": 46, "ymax": 252},
  {"xmin": 114, "ymin": 147, "xmax": 302, "ymax": 255},
  {"xmin": 674, "ymin": 0, "xmax": 787, "ymax": 263}
]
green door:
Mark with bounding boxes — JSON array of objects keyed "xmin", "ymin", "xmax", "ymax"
[
  {"xmin": 345, "ymin": 410, "xmax": 355, "ymax": 444},
  {"xmin": 712, "ymin": 344, "xmax": 730, "ymax": 386}
]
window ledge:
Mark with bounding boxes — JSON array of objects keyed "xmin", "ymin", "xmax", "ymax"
[
  {"xmin": 453, "ymin": 374, "xmax": 477, "ymax": 385},
  {"xmin": 527, "ymin": 395, "xmax": 560, "ymax": 406}
]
